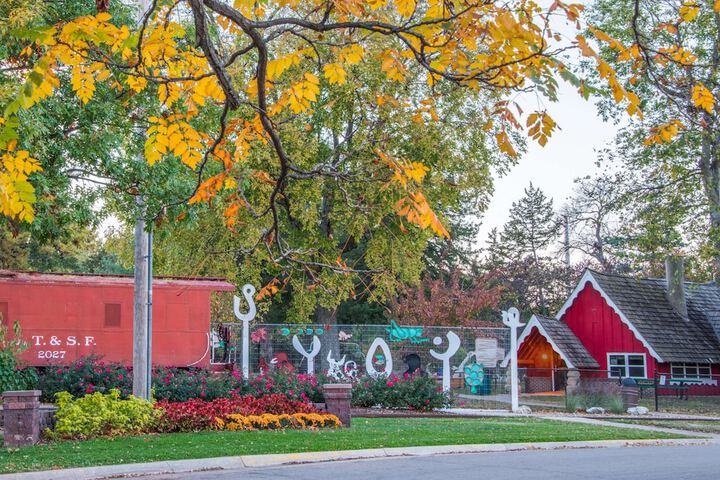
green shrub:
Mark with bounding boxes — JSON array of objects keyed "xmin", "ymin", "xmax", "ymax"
[
  {"xmin": 38, "ymin": 356, "xmax": 132, "ymax": 402},
  {"xmin": 352, "ymin": 374, "xmax": 451, "ymax": 411},
  {"xmin": 0, "ymin": 320, "xmax": 38, "ymax": 393},
  {"xmin": 49, "ymin": 389, "xmax": 159, "ymax": 439},
  {"xmin": 566, "ymin": 393, "xmax": 625, "ymax": 414},
  {"xmin": 152, "ymin": 367, "xmax": 250, "ymax": 402}
]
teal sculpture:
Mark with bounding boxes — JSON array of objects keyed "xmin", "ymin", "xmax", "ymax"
[{"xmin": 464, "ymin": 363, "xmax": 485, "ymax": 394}]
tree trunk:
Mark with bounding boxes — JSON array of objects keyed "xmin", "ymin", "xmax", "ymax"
[
  {"xmin": 316, "ymin": 305, "xmax": 339, "ymax": 373},
  {"xmin": 699, "ymin": 134, "xmax": 720, "ymax": 276}
]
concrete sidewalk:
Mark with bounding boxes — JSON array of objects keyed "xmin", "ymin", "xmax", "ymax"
[{"xmin": 2, "ymin": 437, "xmax": 714, "ymax": 480}]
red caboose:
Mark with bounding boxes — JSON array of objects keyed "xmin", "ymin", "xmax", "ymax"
[{"xmin": 0, "ymin": 270, "xmax": 235, "ymax": 368}]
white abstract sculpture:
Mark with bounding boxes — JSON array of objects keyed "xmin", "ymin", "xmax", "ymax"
[
  {"xmin": 502, "ymin": 307, "xmax": 524, "ymax": 412},
  {"xmin": 365, "ymin": 337, "xmax": 393, "ymax": 378},
  {"xmin": 292, "ymin": 335, "xmax": 321, "ymax": 374},
  {"xmin": 233, "ymin": 284, "xmax": 256, "ymax": 379},
  {"xmin": 327, "ymin": 351, "xmax": 347, "ymax": 380},
  {"xmin": 430, "ymin": 331, "xmax": 461, "ymax": 392}
]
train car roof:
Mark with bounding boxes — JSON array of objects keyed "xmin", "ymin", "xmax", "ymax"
[{"xmin": 0, "ymin": 269, "xmax": 236, "ymax": 291}]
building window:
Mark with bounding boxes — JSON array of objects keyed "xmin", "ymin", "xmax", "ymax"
[
  {"xmin": 104, "ymin": 303, "xmax": 121, "ymax": 327},
  {"xmin": 608, "ymin": 353, "xmax": 647, "ymax": 379},
  {"xmin": 671, "ymin": 363, "xmax": 712, "ymax": 380}
]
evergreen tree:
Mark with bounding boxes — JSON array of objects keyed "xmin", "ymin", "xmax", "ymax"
[
  {"xmin": 489, "ymin": 183, "xmax": 565, "ymax": 314},
  {"xmin": 500, "ymin": 183, "xmax": 560, "ymax": 264}
]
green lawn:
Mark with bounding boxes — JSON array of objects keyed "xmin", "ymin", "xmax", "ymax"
[
  {"xmin": 614, "ymin": 419, "xmax": 720, "ymax": 434},
  {"xmin": 639, "ymin": 396, "xmax": 720, "ymax": 416},
  {"xmin": 1, "ymin": 417, "xmax": 687, "ymax": 474}
]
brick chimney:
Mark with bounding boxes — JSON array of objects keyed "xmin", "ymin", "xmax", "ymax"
[{"xmin": 665, "ymin": 256, "xmax": 688, "ymax": 319}]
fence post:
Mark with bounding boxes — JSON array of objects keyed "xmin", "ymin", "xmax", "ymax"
[{"xmin": 654, "ymin": 369, "xmax": 659, "ymax": 412}]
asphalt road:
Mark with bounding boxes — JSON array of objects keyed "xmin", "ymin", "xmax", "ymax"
[{"xmin": 148, "ymin": 444, "xmax": 720, "ymax": 480}]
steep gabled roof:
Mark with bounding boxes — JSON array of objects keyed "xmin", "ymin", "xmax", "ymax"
[
  {"xmin": 532, "ymin": 315, "xmax": 600, "ymax": 369},
  {"xmin": 558, "ymin": 269, "xmax": 720, "ymax": 364},
  {"xmin": 511, "ymin": 314, "xmax": 600, "ymax": 369}
]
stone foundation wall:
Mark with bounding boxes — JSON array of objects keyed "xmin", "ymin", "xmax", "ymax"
[{"xmin": 576, "ymin": 377, "xmax": 621, "ymax": 396}]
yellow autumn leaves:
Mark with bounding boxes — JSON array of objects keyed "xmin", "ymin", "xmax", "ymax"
[
  {"xmin": 692, "ymin": 83, "xmax": 715, "ymax": 114},
  {"xmin": 146, "ymin": 116, "xmax": 205, "ymax": 169},
  {"xmin": 379, "ymin": 151, "xmax": 449, "ymax": 239},
  {"xmin": 4, "ymin": 0, "xmax": 712, "ymax": 248},
  {"xmin": 643, "ymin": 83, "xmax": 716, "ymax": 145},
  {"xmin": 0, "ymin": 143, "xmax": 42, "ymax": 222}
]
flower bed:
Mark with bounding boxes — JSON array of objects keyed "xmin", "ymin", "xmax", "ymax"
[
  {"xmin": 154, "ymin": 394, "xmax": 320, "ymax": 432},
  {"xmin": 48, "ymin": 389, "xmax": 159, "ymax": 440},
  {"xmin": 217, "ymin": 413, "xmax": 340, "ymax": 431},
  {"xmin": 152, "ymin": 367, "xmax": 248, "ymax": 402},
  {"xmin": 351, "ymin": 373, "xmax": 451, "ymax": 411},
  {"xmin": 45, "ymin": 391, "xmax": 336, "ymax": 439},
  {"xmin": 38, "ymin": 356, "xmax": 133, "ymax": 401},
  {"xmin": 37, "ymin": 357, "xmax": 450, "ymax": 415}
]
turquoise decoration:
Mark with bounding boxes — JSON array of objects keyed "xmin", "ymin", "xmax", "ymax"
[
  {"xmin": 316, "ymin": 328, "xmax": 324, "ymax": 335},
  {"xmin": 306, "ymin": 328, "xmax": 314, "ymax": 335},
  {"xmin": 386, "ymin": 320, "xmax": 429, "ymax": 343},
  {"xmin": 280, "ymin": 327, "xmax": 290, "ymax": 336},
  {"xmin": 464, "ymin": 363, "xmax": 485, "ymax": 394}
]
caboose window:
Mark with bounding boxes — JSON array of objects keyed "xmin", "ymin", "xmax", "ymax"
[{"xmin": 104, "ymin": 303, "xmax": 121, "ymax": 327}]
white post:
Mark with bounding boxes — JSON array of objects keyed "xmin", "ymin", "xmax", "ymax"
[
  {"xmin": 233, "ymin": 284, "xmax": 256, "ymax": 379},
  {"xmin": 502, "ymin": 307, "xmax": 524, "ymax": 412}
]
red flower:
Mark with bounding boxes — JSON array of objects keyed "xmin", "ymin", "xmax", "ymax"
[{"xmin": 387, "ymin": 381, "xmax": 394, "ymax": 387}]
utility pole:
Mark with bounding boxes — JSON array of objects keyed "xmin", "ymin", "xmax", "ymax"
[
  {"xmin": 132, "ymin": 0, "xmax": 153, "ymax": 400},
  {"xmin": 563, "ymin": 214, "xmax": 571, "ymax": 267}
]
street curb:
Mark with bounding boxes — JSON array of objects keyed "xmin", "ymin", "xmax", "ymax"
[{"xmin": 1, "ymin": 437, "xmax": 715, "ymax": 480}]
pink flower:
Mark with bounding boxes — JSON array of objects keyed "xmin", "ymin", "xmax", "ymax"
[
  {"xmin": 386, "ymin": 381, "xmax": 394, "ymax": 388},
  {"xmin": 288, "ymin": 390, "xmax": 294, "ymax": 396},
  {"xmin": 56, "ymin": 369, "xmax": 62, "ymax": 374},
  {"xmin": 118, "ymin": 374, "xmax": 124, "ymax": 381}
]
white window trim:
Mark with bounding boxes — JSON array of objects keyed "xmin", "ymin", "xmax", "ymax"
[
  {"xmin": 670, "ymin": 362, "xmax": 716, "ymax": 385},
  {"xmin": 606, "ymin": 352, "xmax": 647, "ymax": 379}
]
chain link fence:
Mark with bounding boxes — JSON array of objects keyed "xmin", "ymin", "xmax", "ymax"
[{"xmin": 211, "ymin": 322, "xmax": 511, "ymax": 397}]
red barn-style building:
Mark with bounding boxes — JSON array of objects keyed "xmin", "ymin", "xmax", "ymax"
[
  {"xmin": 516, "ymin": 258, "xmax": 720, "ymax": 395},
  {"xmin": 0, "ymin": 270, "xmax": 235, "ymax": 368}
]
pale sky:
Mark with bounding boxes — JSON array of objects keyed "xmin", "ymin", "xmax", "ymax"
[
  {"xmin": 475, "ymin": 0, "xmax": 621, "ymax": 249},
  {"xmin": 476, "ymin": 84, "xmax": 620, "ymax": 247}
]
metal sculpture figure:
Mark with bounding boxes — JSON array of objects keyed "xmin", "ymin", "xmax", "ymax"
[
  {"xmin": 430, "ymin": 331, "xmax": 461, "ymax": 392},
  {"xmin": 326, "ymin": 351, "xmax": 358, "ymax": 380},
  {"xmin": 502, "ymin": 307, "xmax": 524, "ymax": 412},
  {"xmin": 233, "ymin": 284, "xmax": 256, "ymax": 379},
  {"xmin": 292, "ymin": 334, "xmax": 321, "ymax": 374},
  {"xmin": 365, "ymin": 337, "xmax": 393, "ymax": 378}
]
